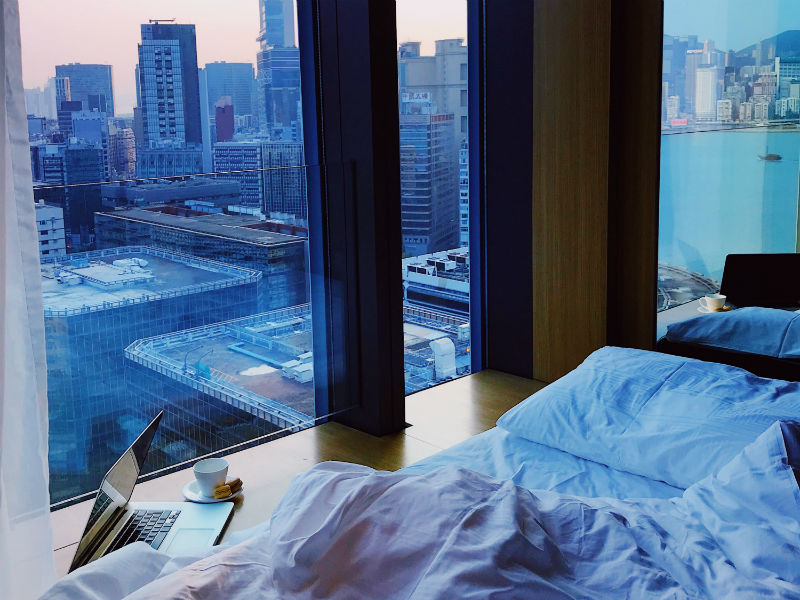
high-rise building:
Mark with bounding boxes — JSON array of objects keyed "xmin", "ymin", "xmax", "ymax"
[
  {"xmin": 136, "ymin": 22, "xmax": 203, "ymax": 148},
  {"xmin": 257, "ymin": 47, "xmax": 301, "ymax": 134},
  {"xmin": 24, "ymin": 87, "xmax": 49, "ymax": 118},
  {"xmin": 135, "ymin": 143, "xmax": 204, "ymax": 179},
  {"xmin": 33, "ymin": 142, "xmax": 105, "ymax": 250},
  {"xmin": 35, "ymin": 202, "xmax": 67, "ymax": 259},
  {"xmin": 258, "ymin": 0, "xmax": 295, "ymax": 49},
  {"xmin": 398, "ymin": 39, "xmax": 468, "ymax": 142},
  {"xmin": 458, "ymin": 142, "xmax": 469, "ymax": 247},
  {"xmin": 71, "ymin": 110, "xmax": 111, "ymax": 180},
  {"xmin": 666, "ymin": 95, "xmax": 680, "ymax": 121},
  {"xmin": 203, "ymin": 62, "xmax": 257, "ymax": 120},
  {"xmin": 695, "ymin": 66, "xmax": 723, "ymax": 121},
  {"xmin": 57, "ymin": 100, "xmax": 82, "ymax": 135},
  {"xmin": 683, "ymin": 49, "xmax": 703, "ymax": 116},
  {"xmin": 399, "ymin": 111, "xmax": 459, "ymax": 256},
  {"xmin": 55, "ymin": 63, "xmax": 115, "ymax": 116},
  {"xmin": 213, "ymin": 140, "xmax": 306, "ymax": 217},
  {"xmin": 94, "ymin": 207, "xmax": 308, "ymax": 311},
  {"xmin": 739, "ymin": 101, "xmax": 753, "ymax": 122},
  {"xmin": 215, "ymin": 97, "xmax": 235, "ymax": 141},
  {"xmin": 41, "ymin": 246, "xmax": 260, "ymax": 502},
  {"xmin": 716, "ymin": 99, "xmax": 733, "ymax": 122},
  {"xmin": 109, "ymin": 127, "xmax": 136, "ymax": 178}
]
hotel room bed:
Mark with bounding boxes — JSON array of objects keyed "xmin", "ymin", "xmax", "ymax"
[{"xmin": 42, "ymin": 347, "xmax": 800, "ymax": 600}]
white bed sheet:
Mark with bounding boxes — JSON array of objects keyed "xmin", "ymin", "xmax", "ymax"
[{"xmin": 401, "ymin": 427, "xmax": 683, "ymax": 499}]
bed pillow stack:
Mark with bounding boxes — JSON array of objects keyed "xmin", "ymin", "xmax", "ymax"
[{"xmin": 496, "ymin": 346, "xmax": 800, "ymax": 489}]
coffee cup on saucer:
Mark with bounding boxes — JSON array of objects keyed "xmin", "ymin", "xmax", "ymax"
[
  {"xmin": 699, "ymin": 293, "xmax": 726, "ymax": 312},
  {"xmin": 193, "ymin": 458, "xmax": 229, "ymax": 498}
]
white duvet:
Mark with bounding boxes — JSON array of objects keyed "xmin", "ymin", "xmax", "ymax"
[{"xmin": 44, "ymin": 421, "xmax": 800, "ymax": 600}]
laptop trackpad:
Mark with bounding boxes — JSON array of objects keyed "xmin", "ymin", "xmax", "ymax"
[{"xmin": 164, "ymin": 529, "xmax": 218, "ymax": 555}]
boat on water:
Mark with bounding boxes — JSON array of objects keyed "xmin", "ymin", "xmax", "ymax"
[{"xmin": 759, "ymin": 149, "xmax": 782, "ymax": 161}]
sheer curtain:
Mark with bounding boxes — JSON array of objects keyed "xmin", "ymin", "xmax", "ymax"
[{"xmin": 1, "ymin": 0, "xmax": 56, "ymax": 597}]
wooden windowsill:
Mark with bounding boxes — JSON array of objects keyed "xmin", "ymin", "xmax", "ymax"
[{"xmin": 51, "ymin": 369, "xmax": 546, "ymax": 576}]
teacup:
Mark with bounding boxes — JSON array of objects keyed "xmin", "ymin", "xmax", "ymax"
[
  {"xmin": 193, "ymin": 458, "xmax": 228, "ymax": 497},
  {"xmin": 699, "ymin": 293, "xmax": 726, "ymax": 312}
]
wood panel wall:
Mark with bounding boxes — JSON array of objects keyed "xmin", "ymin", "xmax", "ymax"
[
  {"xmin": 532, "ymin": 0, "xmax": 662, "ymax": 382},
  {"xmin": 532, "ymin": 0, "xmax": 612, "ymax": 381}
]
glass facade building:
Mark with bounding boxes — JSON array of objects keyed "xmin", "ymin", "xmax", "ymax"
[
  {"xmin": 42, "ymin": 246, "xmax": 260, "ymax": 503},
  {"xmin": 54, "ymin": 63, "xmax": 115, "ymax": 115}
]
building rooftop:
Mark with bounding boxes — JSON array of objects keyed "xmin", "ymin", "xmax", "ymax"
[
  {"xmin": 41, "ymin": 246, "xmax": 260, "ymax": 316},
  {"xmin": 125, "ymin": 305, "xmax": 315, "ymax": 428},
  {"xmin": 96, "ymin": 208, "xmax": 305, "ymax": 247}
]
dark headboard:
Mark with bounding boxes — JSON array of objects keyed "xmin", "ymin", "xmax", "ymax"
[{"xmin": 720, "ymin": 253, "xmax": 800, "ymax": 309}]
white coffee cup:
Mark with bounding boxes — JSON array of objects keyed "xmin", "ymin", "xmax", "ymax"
[
  {"xmin": 193, "ymin": 458, "xmax": 228, "ymax": 497},
  {"xmin": 699, "ymin": 293, "xmax": 726, "ymax": 312}
]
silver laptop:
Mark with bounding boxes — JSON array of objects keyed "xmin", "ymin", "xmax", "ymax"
[{"xmin": 69, "ymin": 411, "xmax": 234, "ymax": 572}]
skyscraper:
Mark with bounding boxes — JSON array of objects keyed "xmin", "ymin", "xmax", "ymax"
[
  {"xmin": 258, "ymin": 0, "xmax": 295, "ymax": 49},
  {"xmin": 203, "ymin": 62, "xmax": 257, "ymax": 119},
  {"xmin": 55, "ymin": 63, "xmax": 115, "ymax": 116},
  {"xmin": 695, "ymin": 66, "xmax": 724, "ymax": 121},
  {"xmin": 398, "ymin": 39, "xmax": 468, "ymax": 143},
  {"xmin": 257, "ymin": 47, "xmax": 301, "ymax": 134},
  {"xmin": 215, "ymin": 97, "xmax": 235, "ymax": 142},
  {"xmin": 71, "ymin": 109, "xmax": 111, "ymax": 180},
  {"xmin": 399, "ymin": 111, "xmax": 459, "ymax": 256},
  {"xmin": 136, "ymin": 22, "xmax": 203, "ymax": 148}
]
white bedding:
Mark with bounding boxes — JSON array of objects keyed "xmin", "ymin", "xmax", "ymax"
[
  {"xmin": 43, "ymin": 421, "xmax": 800, "ymax": 599},
  {"xmin": 401, "ymin": 427, "xmax": 683, "ymax": 499}
]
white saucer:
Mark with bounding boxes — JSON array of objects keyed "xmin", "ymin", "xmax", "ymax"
[
  {"xmin": 698, "ymin": 305, "xmax": 731, "ymax": 314},
  {"xmin": 182, "ymin": 478, "xmax": 243, "ymax": 503}
]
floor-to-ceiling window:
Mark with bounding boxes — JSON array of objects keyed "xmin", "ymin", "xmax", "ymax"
[
  {"xmin": 396, "ymin": 0, "xmax": 472, "ymax": 395},
  {"xmin": 19, "ymin": 0, "xmax": 355, "ymax": 507},
  {"xmin": 658, "ymin": 1, "xmax": 800, "ymax": 314}
]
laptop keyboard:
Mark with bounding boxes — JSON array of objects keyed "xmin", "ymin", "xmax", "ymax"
[{"xmin": 108, "ymin": 509, "xmax": 181, "ymax": 552}]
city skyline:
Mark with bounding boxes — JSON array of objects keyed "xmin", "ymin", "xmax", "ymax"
[{"xmin": 19, "ymin": 0, "xmax": 467, "ymax": 115}]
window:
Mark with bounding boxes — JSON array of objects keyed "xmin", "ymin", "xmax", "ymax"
[
  {"xmin": 20, "ymin": 0, "xmax": 361, "ymax": 507},
  {"xmin": 657, "ymin": 1, "xmax": 800, "ymax": 318},
  {"xmin": 397, "ymin": 2, "xmax": 470, "ymax": 394}
]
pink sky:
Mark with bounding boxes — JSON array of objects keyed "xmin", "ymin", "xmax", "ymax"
[{"xmin": 19, "ymin": 0, "xmax": 465, "ymax": 115}]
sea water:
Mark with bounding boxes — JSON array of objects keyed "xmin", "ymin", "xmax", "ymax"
[{"xmin": 659, "ymin": 128, "xmax": 800, "ymax": 282}]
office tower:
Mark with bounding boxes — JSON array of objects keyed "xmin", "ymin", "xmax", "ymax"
[
  {"xmin": 136, "ymin": 22, "xmax": 203, "ymax": 148},
  {"xmin": 257, "ymin": 46, "xmax": 301, "ymax": 134},
  {"xmin": 258, "ymin": 0, "xmax": 296, "ymax": 49},
  {"xmin": 739, "ymin": 101, "xmax": 753, "ymax": 122},
  {"xmin": 458, "ymin": 142, "xmax": 469, "ymax": 247},
  {"xmin": 35, "ymin": 202, "xmax": 67, "ymax": 259},
  {"xmin": 215, "ymin": 97, "xmax": 235, "ymax": 141},
  {"xmin": 695, "ymin": 66, "xmax": 723, "ymax": 121},
  {"xmin": 666, "ymin": 96, "xmax": 680, "ymax": 121},
  {"xmin": 41, "ymin": 246, "xmax": 260, "ymax": 502},
  {"xmin": 27, "ymin": 115, "xmax": 47, "ymax": 139},
  {"xmin": 52, "ymin": 76, "xmax": 71, "ymax": 107},
  {"xmin": 56, "ymin": 100, "xmax": 82, "ymax": 136},
  {"xmin": 213, "ymin": 140, "xmax": 306, "ymax": 217},
  {"xmin": 25, "ymin": 88, "xmax": 48, "ymax": 118},
  {"xmin": 203, "ymin": 62, "xmax": 257, "ymax": 120},
  {"xmin": 135, "ymin": 145, "xmax": 204, "ymax": 178},
  {"xmin": 33, "ymin": 142, "xmax": 105, "ymax": 250},
  {"xmin": 398, "ymin": 39, "xmax": 468, "ymax": 142},
  {"xmin": 109, "ymin": 127, "xmax": 136, "ymax": 178},
  {"xmin": 71, "ymin": 110, "xmax": 111, "ymax": 180},
  {"xmin": 683, "ymin": 49, "xmax": 703, "ymax": 116},
  {"xmin": 55, "ymin": 63, "xmax": 115, "ymax": 115},
  {"xmin": 399, "ymin": 111, "xmax": 459, "ymax": 256}
]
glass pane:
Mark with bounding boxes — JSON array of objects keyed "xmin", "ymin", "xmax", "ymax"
[
  {"xmin": 658, "ymin": 3, "xmax": 800, "ymax": 334},
  {"xmin": 20, "ymin": 1, "xmax": 344, "ymax": 507},
  {"xmin": 396, "ymin": 1, "xmax": 471, "ymax": 395}
]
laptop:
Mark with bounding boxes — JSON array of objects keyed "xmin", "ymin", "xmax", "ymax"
[
  {"xmin": 720, "ymin": 253, "xmax": 800, "ymax": 311},
  {"xmin": 69, "ymin": 411, "xmax": 234, "ymax": 572}
]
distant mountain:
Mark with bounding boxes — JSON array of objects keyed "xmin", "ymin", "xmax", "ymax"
[{"xmin": 737, "ymin": 30, "xmax": 800, "ymax": 60}]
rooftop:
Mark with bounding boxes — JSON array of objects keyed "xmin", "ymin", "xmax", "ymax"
[
  {"xmin": 125, "ymin": 305, "xmax": 315, "ymax": 428},
  {"xmin": 41, "ymin": 246, "xmax": 260, "ymax": 316},
  {"xmin": 96, "ymin": 208, "xmax": 304, "ymax": 247}
]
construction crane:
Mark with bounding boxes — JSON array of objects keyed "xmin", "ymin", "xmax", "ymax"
[{"xmin": 148, "ymin": 18, "xmax": 176, "ymax": 24}]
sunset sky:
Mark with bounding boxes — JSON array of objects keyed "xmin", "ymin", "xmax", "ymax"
[{"xmin": 19, "ymin": 0, "xmax": 467, "ymax": 115}]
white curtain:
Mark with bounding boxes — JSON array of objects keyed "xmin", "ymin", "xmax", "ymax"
[{"xmin": 1, "ymin": 0, "xmax": 56, "ymax": 597}]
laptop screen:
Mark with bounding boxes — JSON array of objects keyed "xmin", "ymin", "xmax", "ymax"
[{"xmin": 69, "ymin": 411, "xmax": 162, "ymax": 571}]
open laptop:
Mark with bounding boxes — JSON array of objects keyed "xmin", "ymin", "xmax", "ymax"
[
  {"xmin": 69, "ymin": 411, "xmax": 234, "ymax": 572},
  {"xmin": 720, "ymin": 253, "xmax": 800, "ymax": 311}
]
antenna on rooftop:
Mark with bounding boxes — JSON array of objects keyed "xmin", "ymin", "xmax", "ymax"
[{"xmin": 149, "ymin": 18, "xmax": 177, "ymax": 24}]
